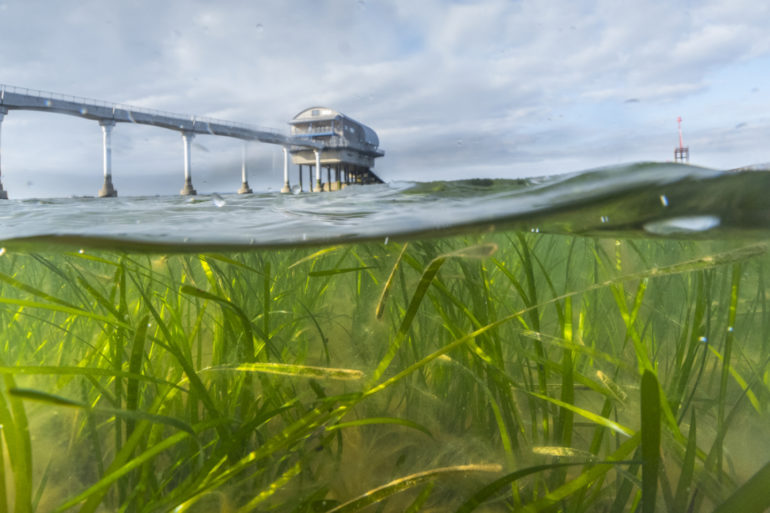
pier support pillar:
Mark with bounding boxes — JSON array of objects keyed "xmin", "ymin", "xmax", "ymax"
[
  {"xmin": 238, "ymin": 142, "xmax": 252, "ymax": 194},
  {"xmin": 335, "ymin": 165, "xmax": 341, "ymax": 191},
  {"xmin": 281, "ymin": 146, "xmax": 291, "ymax": 194},
  {"xmin": 314, "ymin": 150, "xmax": 322, "ymax": 192},
  {"xmin": 98, "ymin": 120, "xmax": 117, "ymax": 198},
  {"xmin": 180, "ymin": 131, "xmax": 197, "ymax": 196},
  {"xmin": 298, "ymin": 165, "xmax": 304, "ymax": 192},
  {"xmin": 0, "ymin": 109, "xmax": 7, "ymax": 199}
]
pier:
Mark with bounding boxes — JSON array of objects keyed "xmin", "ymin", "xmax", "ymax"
[{"xmin": 0, "ymin": 84, "xmax": 384, "ymax": 198}]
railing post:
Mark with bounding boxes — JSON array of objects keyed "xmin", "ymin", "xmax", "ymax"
[
  {"xmin": 281, "ymin": 146, "xmax": 291, "ymax": 193},
  {"xmin": 98, "ymin": 120, "xmax": 117, "ymax": 197},
  {"xmin": 0, "ymin": 108, "xmax": 7, "ymax": 199},
  {"xmin": 238, "ymin": 141, "xmax": 253, "ymax": 194},
  {"xmin": 314, "ymin": 149, "xmax": 322, "ymax": 192},
  {"xmin": 180, "ymin": 131, "xmax": 197, "ymax": 196}
]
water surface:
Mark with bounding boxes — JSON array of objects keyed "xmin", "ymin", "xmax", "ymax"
[{"xmin": 2, "ymin": 162, "xmax": 769, "ymax": 250}]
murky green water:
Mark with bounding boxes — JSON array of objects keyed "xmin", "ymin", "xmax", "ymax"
[{"xmin": 1, "ymin": 163, "xmax": 769, "ymax": 512}]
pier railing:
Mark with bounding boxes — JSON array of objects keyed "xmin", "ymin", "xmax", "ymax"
[{"xmin": 0, "ymin": 83, "xmax": 282, "ymax": 135}]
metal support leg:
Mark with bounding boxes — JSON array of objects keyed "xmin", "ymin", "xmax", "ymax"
[
  {"xmin": 326, "ymin": 166, "xmax": 331, "ymax": 191},
  {"xmin": 98, "ymin": 120, "xmax": 117, "ymax": 197},
  {"xmin": 281, "ymin": 146, "xmax": 291, "ymax": 193},
  {"xmin": 0, "ymin": 109, "xmax": 7, "ymax": 199},
  {"xmin": 314, "ymin": 150, "xmax": 322, "ymax": 192},
  {"xmin": 238, "ymin": 142, "xmax": 253, "ymax": 194},
  {"xmin": 180, "ymin": 131, "xmax": 197, "ymax": 195}
]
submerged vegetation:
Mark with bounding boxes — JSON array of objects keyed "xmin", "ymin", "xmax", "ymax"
[{"xmin": 0, "ymin": 233, "xmax": 769, "ymax": 512}]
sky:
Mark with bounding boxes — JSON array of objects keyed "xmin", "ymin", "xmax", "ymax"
[{"xmin": 1, "ymin": 0, "xmax": 769, "ymax": 198}]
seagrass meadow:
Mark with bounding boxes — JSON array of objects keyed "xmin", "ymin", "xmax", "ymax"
[{"xmin": 0, "ymin": 232, "xmax": 769, "ymax": 512}]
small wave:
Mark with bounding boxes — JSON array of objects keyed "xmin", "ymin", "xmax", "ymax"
[{"xmin": 0, "ymin": 162, "xmax": 768, "ymax": 251}]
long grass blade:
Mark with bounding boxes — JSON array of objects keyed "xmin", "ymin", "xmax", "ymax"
[
  {"xmin": 368, "ymin": 255, "xmax": 446, "ymax": 385},
  {"xmin": 325, "ymin": 464, "xmax": 502, "ymax": 513},
  {"xmin": 375, "ymin": 242, "xmax": 408, "ymax": 319},
  {"xmin": 454, "ymin": 462, "xmax": 598, "ymax": 513},
  {"xmin": 235, "ymin": 461, "xmax": 301, "ymax": 513},
  {"xmin": 369, "ymin": 243, "xmax": 498, "ymax": 385},
  {"xmin": 126, "ymin": 314, "xmax": 149, "ymax": 437},
  {"xmin": 640, "ymin": 370, "xmax": 661, "ymax": 513},
  {"xmin": 0, "ymin": 425, "xmax": 6, "ymax": 513},
  {"xmin": 673, "ymin": 409, "xmax": 697, "ymax": 512},
  {"xmin": 520, "ymin": 434, "xmax": 641, "ymax": 512},
  {"xmin": 0, "ymin": 270, "xmax": 79, "ymax": 309},
  {"xmin": 711, "ymin": 460, "xmax": 770, "ymax": 513},
  {"xmin": 326, "ymin": 416, "xmax": 433, "ymax": 438},
  {"xmin": 0, "ymin": 296, "xmax": 128, "ymax": 328},
  {"xmin": 0, "ymin": 366, "xmax": 184, "ymax": 390},
  {"xmin": 308, "ymin": 266, "xmax": 374, "ymax": 277},
  {"xmin": 201, "ymin": 362, "xmax": 364, "ymax": 380},
  {"xmin": 54, "ymin": 429, "xmax": 190, "ymax": 513},
  {"xmin": 8, "ymin": 388, "xmax": 197, "ymax": 437},
  {"xmin": 528, "ymin": 391, "xmax": 634, "ymax": 437},
  {"xmin": 404, "ymin": 482, "xmax": 434, "ymax": 513}
]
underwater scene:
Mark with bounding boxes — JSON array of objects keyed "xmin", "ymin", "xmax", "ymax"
[{"xmin": 0, "ymin": 163, "xmax": 769, "ymax": 512}]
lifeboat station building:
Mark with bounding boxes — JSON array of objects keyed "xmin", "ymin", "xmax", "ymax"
[{"xmin": 287, "ymin": 107, "xmax": 384, "ymax": 192}]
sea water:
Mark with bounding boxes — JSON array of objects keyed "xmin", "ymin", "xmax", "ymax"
[{"xmin": 0, "ymin": 162, "xmax": 769, "ymax": 512}]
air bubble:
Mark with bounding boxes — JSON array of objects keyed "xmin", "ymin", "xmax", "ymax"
[
  {"xmin": 660, "ymin": 195, "xmax": 669, "ymax": 207},
  {"xmin": 79, "ymin": 249, "xmax": 85, "ymax": 254},
  {"xmin": 698, "ymin": 336, "xmax": 708, "ymax": 343},
  {"xmin": 600, "ymin": 216, "xmax": 609, "ymax": 223},
  {"xmin": 212, "ymin": 193, "xmax": 226, "ymax": 207},
  {"xmin": 384, "ymin": 236, "xmax": 389, "ymax": 245},
  {"xmin": 79, "ymin": 107, "xmax": 88, "ymax": 115},
  {"xmin": 727, "ymin": 326, "xmax": 734, "ymax": 332},
  {"xmin": 0, "ymin": 248, "xmax": 5, "ymax": 256}
]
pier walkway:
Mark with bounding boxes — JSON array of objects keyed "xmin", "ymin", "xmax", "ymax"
[{"xmin": 0, "ymin": 84, "xmax": 328, "ymax": 198}]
